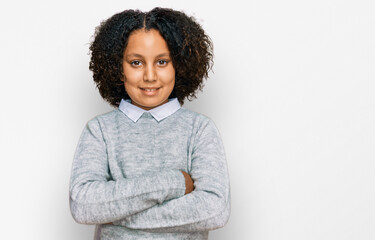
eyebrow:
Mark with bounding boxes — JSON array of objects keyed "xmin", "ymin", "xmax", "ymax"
[{"xmin": 125, "ymin": 53, "xmax": 170, "ymax": 58}]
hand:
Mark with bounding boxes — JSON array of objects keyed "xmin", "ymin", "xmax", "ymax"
[{"xmin": 181, "ymin": 171, "xmax": 195, "ymax": 194}]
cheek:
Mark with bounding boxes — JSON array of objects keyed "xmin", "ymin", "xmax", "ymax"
[
  {"xmin": 123, "ymin": 82, "xmax": 132, "ymax": 94},
  {"xmin": 123, "ymin": 67, "xmax": 142, "ymax": 83},
  {"xmin": 124, "ymin": 81, "xmax": 136, "ymax": 96},
  {"xmin": 160, "ymin": 68, "xmax": 175, "ymax": 83},
  {"xmin": 169, "ymin": 70, "xmax": 176, "ymax": 88},
  {"xmin": 123, "ymin": 72, "xmax": 139, "ymax": 93}
]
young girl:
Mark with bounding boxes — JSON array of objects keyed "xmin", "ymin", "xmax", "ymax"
[{"xmin": 69, "ymin": 7, "xmax": 230, "ymax": 240}]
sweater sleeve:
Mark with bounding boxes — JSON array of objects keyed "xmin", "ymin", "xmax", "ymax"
[
  {"xmin": 113, "ymin": 119, "xmax": 231, "ymax": 232},
  {"xmin": 69, "ymin": 118, "xmax": 186, "ymax": 225}
]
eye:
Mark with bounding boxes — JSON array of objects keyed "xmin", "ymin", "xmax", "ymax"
[
  {"xmin": 157, "ymin": 59, "xmax": 168, "ymax": 66},
  {"xmin": 130, "ymin": 60, "xmax": 142, "ymax": 67}
]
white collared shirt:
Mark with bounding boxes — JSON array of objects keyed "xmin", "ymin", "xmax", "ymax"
[{"xmin": 118, "ymin": 98, "xmax": 181, "ymax": 123}]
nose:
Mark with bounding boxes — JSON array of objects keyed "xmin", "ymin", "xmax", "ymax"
[{"xmin": 143, "ymin": 64, "xmax": 156, "ymax": 82}]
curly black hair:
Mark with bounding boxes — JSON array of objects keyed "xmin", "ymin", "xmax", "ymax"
[{"xmin": 89, "ymin": 7, "xmax": 213, "ymax": 107}]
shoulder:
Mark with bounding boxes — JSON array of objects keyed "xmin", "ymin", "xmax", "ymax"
[
  {"xmin": 177, "ymin": 108, "xmax": 224, "ymax": 151},
  {"xmin": 174, "ymin": 107, "xmax": 208, "ymax": 124},
  {"xmin": 85, "ymin": 109, "xmax": 124, "ymax": 130},
  {"xmin": 176, "ymin": 107, "xmax": 218, "ymax": 133}
]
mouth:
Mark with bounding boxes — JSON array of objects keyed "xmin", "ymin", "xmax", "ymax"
[
  {"xmin": 140, "ymin": 87, "xmax": 160, "ymax": 92},
  {"xmin": 139, "ymin": 87, "xmax": 161, "ymax": 95}
]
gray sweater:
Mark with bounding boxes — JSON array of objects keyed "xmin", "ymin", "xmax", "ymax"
[{"xmin": 69, "ymin": 107, "xmax": 230, "ymax": 240}]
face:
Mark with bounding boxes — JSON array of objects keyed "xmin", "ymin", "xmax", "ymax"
[{"xmin": 122, "ymin": 29, "xmax": 175, "ymax": 110}]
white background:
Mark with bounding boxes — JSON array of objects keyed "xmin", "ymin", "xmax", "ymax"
[{"xmin": 0, "ymin": 0, "xmax": 374, "ymax": 239}]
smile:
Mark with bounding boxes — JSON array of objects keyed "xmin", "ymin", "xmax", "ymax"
[
  {"xmin": 140, "ymin": 88, "xmax": 160, "ymax": 92},
  {"xmin": 140, "ymin": 87, "xmax": 161, "ymax": 96}
]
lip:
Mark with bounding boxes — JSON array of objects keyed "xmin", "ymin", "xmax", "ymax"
[{"xmin": 139, "ymin": 87, "xmax": 161, "ymax": 96}]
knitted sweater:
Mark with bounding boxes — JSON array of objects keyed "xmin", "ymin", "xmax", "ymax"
[{"xmin": 69, "ymin": 107, "xmax": 230, "ymax": 240}]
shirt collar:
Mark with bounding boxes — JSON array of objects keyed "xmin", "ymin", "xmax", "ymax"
[{"xmin": 118, "ymin": 98, "xmax": 181, "ymax": 123}]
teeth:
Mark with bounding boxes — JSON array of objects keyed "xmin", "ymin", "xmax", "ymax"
[{"xmin": 143, "ymin": 88, "xmax": 157, "ymax": 92}]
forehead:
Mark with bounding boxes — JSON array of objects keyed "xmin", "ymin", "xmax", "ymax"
[{"xmin": 125, "ymin": 29, "xmax": 170, "ymax": 55}]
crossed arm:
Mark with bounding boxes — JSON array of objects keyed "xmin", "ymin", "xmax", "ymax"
[{"xmin": 69, "ymin": 118, "xmax": 230, "ymax": 232}]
